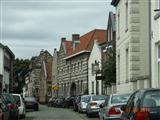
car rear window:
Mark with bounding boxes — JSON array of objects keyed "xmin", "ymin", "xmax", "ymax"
[
  {"xmin": 25, "ymin": 97, "xmax": 36, "ymax": 102},
  {"xmin": 92, "ymin": 95, "xmax": 106, "ymax": 101},
  {"xmin": 81, "ymin": 96, "xmax": 90, "ymax": 103},
  {"xmin": 142, "ymin": 90, "xmax": 160, "ymax": 108},
  {"xmin": 111, "ymin": 94, "xmax": 130, "ymax": 104},
  {"xmin": 13, "ymin": 95, "xmax": 20, "ymax": 104},
  {"xmin": 2, "ymin": 94, "xmax": 16, "ymax": 104}
]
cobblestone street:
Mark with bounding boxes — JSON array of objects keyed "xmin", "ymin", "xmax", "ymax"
[{"xmin": 24, "ymin": 105, "xmax": 99, "ymax": 120}]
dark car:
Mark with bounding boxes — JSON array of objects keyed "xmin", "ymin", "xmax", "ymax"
[
  {"xmin": 48, "ymin": 97, "xmax": 57, "ymax": 107},
  {"xmin": 0, "ymin": 96, "xmax": 10, "ymax": 120},
  {"xmin": 73, "ymin": 95, "xmax": 82, "ymax": 111},
  {"xmin": 64, "ymin": 96, "xmax": 75, "ymax": 108},
  {"xmin": 55, "ymin": 97, "xmax": 65, "ymax": 108},
  {"xmin": 121, "ymin": 88, "xmax": 160, "ymax": 120},
  {"xmin": 2, "ymin": 93, "xmax": 19, "ymax": 120},
  {"xmin": 25, "ymin": 97, "xmax": 39, "ymax": 111}
]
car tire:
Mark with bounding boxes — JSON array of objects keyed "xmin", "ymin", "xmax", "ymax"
[{"xmin": 34, "ymin": 107, "xmax": 39, "ymax": 111}]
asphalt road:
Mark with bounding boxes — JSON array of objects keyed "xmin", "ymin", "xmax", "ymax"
[{"xmin": 23, "ymin": 105, "xmax": 99, "ymax": 120}]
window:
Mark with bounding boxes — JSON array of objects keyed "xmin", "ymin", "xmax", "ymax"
[
  {"xmin": 108, "ymin": 29, "xmax": 110, "ymax": 41},
  {"xmin": 91, "ymin": 63, "xmax": 95, "ymax": 75},
  {"xmin": 92, "ymin": 81, "xmax": 94, "ymax": 94},
  {"xmin": 111, "ymin": 27, "xmax": 113, "ymax": 41},
  {"xmin": 125, "ymin": 0, "xmax": 128, "ymax": 31},
  {"xmin": 126, "ymin": 49, "xmax": 129, "ymax": 82},
  {"xmin": 158, "ymin": 45, "xmax": 160, "ymax": 62},
  {"xmin": 125, "ymin": 92, "xmax": 140, "ymax": 113},
  {"xmin": 118, "ymin": 55, "xmax": 120, "ymax": 84},
  {"xmin": 117, "ymin": 13, "xmax": 120, "ymax": 39}
]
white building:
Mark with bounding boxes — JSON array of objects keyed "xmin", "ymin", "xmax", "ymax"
[
  {"xmin": 151, "ymin": 0, "xmax": 160, "ymax": 88},
  {"xmin": 111, "ymin": 0, "xmax": 150, "ymax": 93},
  {"xmin": 88, "ymin": 40, "xmax": 103, "ymax": 95},
  {"xmin": 0, "ymin": 43, "xmax": 14, "ymax": 93}
]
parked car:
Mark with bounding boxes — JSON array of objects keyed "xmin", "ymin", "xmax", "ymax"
[
  {"xmin": 0, "ymin": 96, "xmax": 10, "ymax": 120},
  {"xmin": 48, "ymin": 97, "xmax": 56, "ymax": 107},
  {"xmin": 121, "ymin": 88, "xmax": 160, "ymax": 120},
  {"xmin": 64, "ymin": 96, "xmax": 75, "ymax": 108},
  {"xmin": 99, "ymin": 93, "xmax": 131, "ymax": 120},
  {"xmin": 25, "ymin": 97, "xmax": 39, "ymax": 111},
  {"xmin": 86, "ymin": 95, "xmax": 106, "ymax": 117},
  {"xmin": 2, "ymin": 93, "xmax": 19, "ymax": 120},
  {"xmin": 73, "ymin": 95, "xmax": 82, "ymax": 111},
  {"xmin": 78, "ymin": 95, "xmax": 91, "ymax": 113},
  {"xmin": 12, "ymin": 94, "xmax": 26, "ymax": 118},
  {"xmin": 55, "ymin": 97, "xmax": 65, "ymax": 108}
]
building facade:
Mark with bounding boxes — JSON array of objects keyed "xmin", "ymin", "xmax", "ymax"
[
  {"xmin": 57, "ymin": 29, "xmax": 106, "ymax": 97},
  {"xmin": 151, "ymin": 0, "xmax": 160, "ymax": 88},
  {"xmin": 111, "ymin": 0, "xmax": 150, "ymax": 93},
  {"xmin": 0, "ymin": 43, "xmax": 15, "ymax": 93},
  {"xmin": 88, "ymin": 40, "xmax": 104, "ymax": 95}
]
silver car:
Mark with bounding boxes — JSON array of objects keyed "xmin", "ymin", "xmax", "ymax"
[
  {"xmin": 99, "ymin": 93, "xmax": 131, "ymax": 120},
  {"xmin": 78, "ymin": 95, "xmax": 91, "ymax": 113},
  {"xmin": 86, "ymin": 95, "xmax": 106, "ymax": 117}
]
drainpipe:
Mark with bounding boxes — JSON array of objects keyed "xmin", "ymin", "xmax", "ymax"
[{"xmin": 148, "ymin": 0, "xmax": 152, "ymax": 88}]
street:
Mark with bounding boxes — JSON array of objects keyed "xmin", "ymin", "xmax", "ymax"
[{"xmin": 24, "ymin": 105, "xmax": 99, "ymax": 120}]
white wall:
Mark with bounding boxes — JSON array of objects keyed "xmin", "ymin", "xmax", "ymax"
[
  {"xmin": 88, "ymin": 40, "xmax": 102, "ymax": 95},
  {"xmin": 151, "ymin": 0, "xmax": 160, "ymax": 88},
  {"xmin": 0, "ymin": 48, "xmax": 4, "ymax": 75},
  {"xmin": 116, "ymin": 0, "xmax": 150, "ymax": 93}
]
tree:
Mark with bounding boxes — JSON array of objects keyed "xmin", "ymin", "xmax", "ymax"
[
  {"xmin": 13, "ymin": 58, "xmax": 30, "ymax": 93},
  {"xmin": 102, "ymin": 47, "xmax": 116, "ymax": 86}
]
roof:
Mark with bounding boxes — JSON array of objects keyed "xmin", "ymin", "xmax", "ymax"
[
  {"xmin": 0, "ymin": 43, "xmax": 15, "ymax": 58},
  {"xmin": 111, "ymin": 0, "xmax": 120, "ymax": 7},
  {"xmin": 64, "ymin": 41, "xmax": 72, "ymax": 54},
  {"xmin": 107, "ymin": 12, "xmax": 116, "ymax": 32},
  {"xmin": 66, "ymin": 29, "xmax": 107, "ymax": 59}
]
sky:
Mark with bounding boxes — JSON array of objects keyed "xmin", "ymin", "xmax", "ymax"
[{"xmin": 0, "ymin": 0, "xmax": 115, "ymax": 59}]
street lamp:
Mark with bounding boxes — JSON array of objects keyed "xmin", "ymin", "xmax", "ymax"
[{"xmin": 93, "ymin": 60, "xmax": 100, "ymax": 95}]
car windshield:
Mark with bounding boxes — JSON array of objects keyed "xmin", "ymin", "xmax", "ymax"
[
  {"xmin": 2, "ymin": 94, "xmax": 16, "ymax": 104},
  {"xmin": 81, "ymin": 96, "xmax": 90, "ymax": 103},
  {"xmin": 92, "ymin": 95, "xmax": 106, "ymax": 101},
  {"xmin": 25, "ymin": 97, "xmax": 36, "ymax": 102},
  {"xmin": 143, "ymin": 90, "xmax": 160, "ymax": 107},
  {"xmin": 111, "ymin": 94, "xmax": 130, "ymax": 104},
  {"xmin": 13, "ymin": 95, "xmax": 20, "ymax": 104}
]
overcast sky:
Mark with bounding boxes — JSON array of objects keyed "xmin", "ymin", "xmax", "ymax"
[{"xmin": 0, "ymin": 0, "xmax": 115, "ymax": 59}]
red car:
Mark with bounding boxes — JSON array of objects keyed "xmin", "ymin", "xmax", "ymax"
[
  {"xmin": 121, "ymin": 88, "xmax": 160, "ymax": 120},
  {"xmin": 0, "ymin": 96, "xmax": 10, "ymax": 120}
]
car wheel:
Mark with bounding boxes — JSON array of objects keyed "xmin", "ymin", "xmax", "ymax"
[
  {"xmin": 87, "ymin": 113, "xmax": 91, "ymax": 118},
  {"xmin": 34, "ymin": 107, "xmax": 39, "ymax": 111}
]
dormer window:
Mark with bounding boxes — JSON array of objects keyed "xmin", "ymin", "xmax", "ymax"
[
  {"xmin": 158, "ymin": 45, "xmax": 160, "ymax": 62},
  {"xmin": 125, "ymin": 0, "xmax": 128, "ymax": 32}
]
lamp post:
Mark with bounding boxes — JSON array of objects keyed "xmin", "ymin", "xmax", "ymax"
[{"xmin": 93, "ymin": 60, "xmax": 100, "ymax": 95}]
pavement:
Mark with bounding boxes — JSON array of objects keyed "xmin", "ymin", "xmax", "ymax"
[{"xmin": 23, "ymin": 105, "xmax": 99, "ymax": 120}]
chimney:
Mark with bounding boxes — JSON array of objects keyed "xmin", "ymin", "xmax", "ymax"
[
  {"xmin": 54, "ymin": 48, "xmax": 57, "ymax": 52},
  {"xmin": 72, "ymin": 34, "xmax": 80, "ymax": 50},
  {"xmin": 40, "ymin": 49, "xmax": 44, "ymax": 54},
  {"xmin": 61, "ymin": 37, "xmax": 66, "ymax": 42}
]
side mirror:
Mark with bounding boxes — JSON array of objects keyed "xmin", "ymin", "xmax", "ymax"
[
  {"xmin": 121, "ymin": 105, "xmax": 126, "ymax": 111},
  {"xmin": 99, "ymin": 103, "xmax": 104, "ymax": 108}
]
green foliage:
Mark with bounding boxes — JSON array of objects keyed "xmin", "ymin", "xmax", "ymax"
[
  {"xmin": 102, "ymin": 48, "xmax": 116, "ymax": 86},
  {"xmin": 13, "ymin": 58, "xmax": 30, "ymax": 93}
]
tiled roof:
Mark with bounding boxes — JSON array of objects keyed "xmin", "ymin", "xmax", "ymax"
[
  {"xmin": 111, "ymin": 0, "xmax": 120, "ymax": 7},
  {"xmin": 65, "ymin": 41, "xmax": 72, "ymax": 54},
  {"xmin": 66, "ymin": 29, "xmax": 107, "ymax": 58}
]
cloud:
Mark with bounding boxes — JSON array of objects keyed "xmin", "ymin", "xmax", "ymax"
[{"xmin": 1, "ymin": 0, "xmax": 115, "ymax": 59}]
